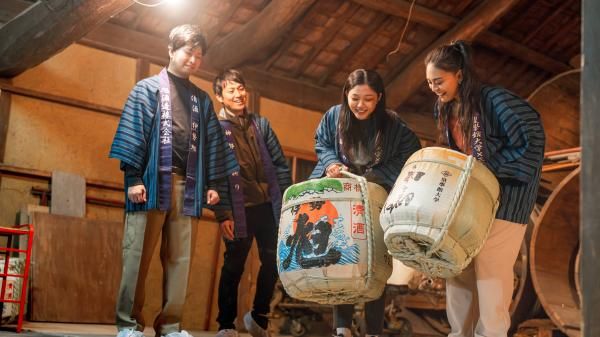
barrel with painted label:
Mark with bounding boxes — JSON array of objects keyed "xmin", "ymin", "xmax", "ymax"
[{"xmin": 277, "ymin": 173, "xmax": 392, "ymax": 304}]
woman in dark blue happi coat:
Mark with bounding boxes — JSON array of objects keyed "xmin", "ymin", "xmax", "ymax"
[
  {"xmin": 310, "ymin": 69, "xmax": 421, "ymax": 337},
  {"xmin": 425, "ymin": 40, "xmax": 545, "ymax": 337}
]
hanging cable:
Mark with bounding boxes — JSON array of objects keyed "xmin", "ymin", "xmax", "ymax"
[{"xmin": 386, "ymin": 0, "xmax": 417, "ymax": 63}]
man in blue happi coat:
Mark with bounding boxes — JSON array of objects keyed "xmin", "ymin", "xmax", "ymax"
[{"xmin": 109, "ymin": 24, "xmax": 238, "ymax": 337}]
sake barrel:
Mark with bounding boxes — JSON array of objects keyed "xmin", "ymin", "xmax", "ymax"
[
  {"xmin": 277, "ymin": 172, "xmax": 392, "ymax": 304},
  {"xmin": 380, "ymin": 147, "xmax": 500, "ymax": 278}
]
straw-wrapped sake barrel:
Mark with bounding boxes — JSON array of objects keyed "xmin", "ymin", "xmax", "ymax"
[
  {"xmin": 380, "ymin": 147, "xmax": 500, "ymax": 278},
  {"xmin": 277, "ymin": 173, "xmax": 392, "ymax": 304}
]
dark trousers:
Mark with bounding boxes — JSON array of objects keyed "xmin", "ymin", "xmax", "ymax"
[
  {"xmin": 216, "ymin": 203, "xmax": 279, "ymax": 330},
  {"xmin": 333, "ymin": 292, "xmax": 386, "ymax": 335}
]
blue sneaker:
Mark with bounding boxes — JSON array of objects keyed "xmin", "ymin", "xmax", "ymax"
[{"xmin": 116, "ymin": 329, "xmax": 145, "ymax": 337}]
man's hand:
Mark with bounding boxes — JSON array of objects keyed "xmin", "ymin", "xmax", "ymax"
[
  {"xmin": 220, "ymin": 220, "xmax": 235, "ymax": 240},
  {"xmin": 206, "ymin": 189, "xmax": 220, "ymax": 205},
  {"xmin": 325, "ymin": 163, "xmax": 348, "ymax": 178},
  {"xmin": 127, "ymin": 184, "xmax": 147, "ymax": 203}
]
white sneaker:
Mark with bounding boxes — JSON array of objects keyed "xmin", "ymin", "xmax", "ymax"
[
  {"xmin": 215, "ymin": 329, "xmax": 239, "ymax": 337},
  {"xmin": 116, "ymin": 329, "xmax": 145, "ymax": 337},
  {"xmin": 164, "ymin": 330, "xmax": 194, "ymax": 337},
  {"xmin": 243, "ymin": 312, "xmax": 271, "ymax": 337}
]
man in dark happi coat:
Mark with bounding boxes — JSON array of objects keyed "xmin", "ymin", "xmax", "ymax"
[
  {"xmin": 109, "ymin": 25, "xmax": 237, "ymax": 337},
  {"xmin": 211, "ymin": 69, "xmax": 292, "ymax": 337}
]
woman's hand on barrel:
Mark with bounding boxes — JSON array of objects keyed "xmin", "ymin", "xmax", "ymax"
[
  {"xmin": 326, "ymin": 163, "xmax": 348, "ymax": 178},
  {"xmin": 220, "ymin": 219, "xmax": 235, "ymax": 240}
]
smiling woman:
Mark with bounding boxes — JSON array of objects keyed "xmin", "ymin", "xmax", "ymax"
[
  {"xmin": 309, "ymin": 68, "xmax": 421, "ymax": 337},
  {"xmin": 424, "ymin": 40, "xmax": 545, "ymax": 337}
]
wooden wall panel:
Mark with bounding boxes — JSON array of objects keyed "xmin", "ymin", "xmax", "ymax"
[
  {"xmin": 260, "ymin": 97, "xmax": 322, "ymax": 153},
  {"xmin": 30, "ymin": 212, "xmax": 123, "ymax": 322},
  {"xmin": 0, "ymin": 177, "xmax": 47, "ymax": 229},
  {"xmin": 4, "ymin": 96, "xmax": 121, "ymax": 184},
  {"xmin": 28, "ymin": 211, "xmax": 235, "ymax": 329},
  {"xmin": 12, "ymin": 44, "xmax": 135, "ymax": 110}
]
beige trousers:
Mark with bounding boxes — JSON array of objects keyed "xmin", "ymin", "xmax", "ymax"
[
  {"xmin": 446, "ymin": 218, "xmax": 526, "ymax": 337},
  {"xmin": 116, "ymin": 175, "xmax": 199, "ymax": 336}
]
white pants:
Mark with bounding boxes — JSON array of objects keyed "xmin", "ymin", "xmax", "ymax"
[{"xmin": 446, "ymin": 219, "xmax": 526, "ymax": 337}]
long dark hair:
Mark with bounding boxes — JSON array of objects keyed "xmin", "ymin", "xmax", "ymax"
[
  {"xmin": 424, "ymin": 40, "xmax": 481, "ymax": 145},
  {"xmin": 338, "ymin": 69, "xmax": 392, "ymax": 160}
]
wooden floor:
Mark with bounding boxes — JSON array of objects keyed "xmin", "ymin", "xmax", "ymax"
[{"xmin": 0, "ymin": 322, "xmax": 251, "ymax": 337}]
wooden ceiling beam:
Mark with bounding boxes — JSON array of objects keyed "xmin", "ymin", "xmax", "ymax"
[
  {"xmin": 0, "ymin": 0, "xmax": 31, "ymax": 25},
  {"xmin": 385, "ymin": 0, "xmax": 521, "ymax": 108},
  {"xmin": 0, "ymin": 0, "xmax": 132, "ymax": 78},
  {"xmin": 352, "ymin": 0, "xmax": 570, "ymax": 74},
  {"xmin": 80, "ymin": 23, "xmax": 338, "ymax": 112},
  {"xmin": 204, "ymin": 0, "xmax": 317, "ymax": 70},
  {"xmin": 352, "ymin": 0, "xmax": 453, "ymax": 31}
]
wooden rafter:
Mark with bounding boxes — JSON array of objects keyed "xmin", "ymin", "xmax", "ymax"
[
  {"xmin": 203, "ymin": 0, "xmax": 244, "ymax": 45},
  {"xmin": 386, "ymin": 0, "xmax": 521, "ymax": 108},
  {"xmin": 291, "ymin": 2, "xmax": 360, "ymax": 78},
  {"xmin": 522, "ymin": 0, "xmax": 574, "ymax": 44},
  {"xmin": 0, "ymin": 0, "xmax": 132, "ymax": 77},
  {"xmin": 352, "ymin": 0, "xmax": 570, "ymax": 74},
  {"xmin": 204, "ymin": 0, "xmax": 317, "ymax": 70},
  {"xmin": 0, "ymin": 0, "xmax": 31, "ymax": 25},
  {"xmin": 450, "ymin": 0, "xmax": 476, "ymax": 16},
  {"xmin": 80, "ymin": 22, "xmax": 339, "ymax": 112},
  {"xmin": 318, "ymin": 12, "xmax": 389, "ymax": 86},
  {"xmin": 127, "ymin": 6, "xmax": 151, "ymax": 30}
]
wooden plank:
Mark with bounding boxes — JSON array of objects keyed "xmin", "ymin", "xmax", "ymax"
[
  {"xmin": 0, "ymin": 0, "xmax": 132, "ymax": 77},
  {"xmin": 291, "ymin": 2, "xmax": 360, "ymax": 78},
  {"xmin": 386, "ymin": 0, "xmax": 521, "ymax": 109},
  {"xmin": 521, "ymin": 0, "xmax": 574, "ymax": 44},
  {"xmin": 0, "ymin": 82, "xmax": 121, "ymax": 117},
  {"xmin": 0, "ymin": 163, "xmax": 122, "ymax": 191},
  {"xmin": 581, "ymin": 0, "xmax": 600, "ymax": 336},
  {"xmin": 81, "ymin": 22, "xmax": 169, "ymax": 66},
  {"xmin": 479, "ymin": 31, "xmax": 570, "ymax": 74},
  {"xmin": 0, "ymin": 86, "xmax": 11, "ymax": 163},
  {"xmin": 50, "ymin": 171, "xmax": 86, "ymax": 218},
  {"xmin": 203, "ymin": 0, "xmax": 244, "ymax": 45},
  {"xmin": 29, "ymin": 213, "xmax": 123, "ymax": 323},
  {"xmin": 0, "ymin": 0, "xmax": 31, "ymax": 25},
  {"xmin": 353, "ymin": 0, "xmax": 570, "ymax": 75},
  {"xmin": 205, "ymin": 0, "xmax": 317, "ymax": 69},
  {"xmin": 318, "ymin": 12, "xmax": 389, "ymax": 86}
]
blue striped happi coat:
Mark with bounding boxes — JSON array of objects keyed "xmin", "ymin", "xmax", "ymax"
[
  {"xmin": 109, "ymin": 75, "xmax": 238, "ymax": 216},
  {"xmin": 446, "ymin": 86, "xmax": 546, "ymax": 224},
  {"xmin": 310, "ymin": 104, "xmax": 422, "ymax": 189}
]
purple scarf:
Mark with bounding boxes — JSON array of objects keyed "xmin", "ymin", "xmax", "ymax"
[{"xmin": 157, "ymin": 68, "xmax": 202, "ymax": 214}]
